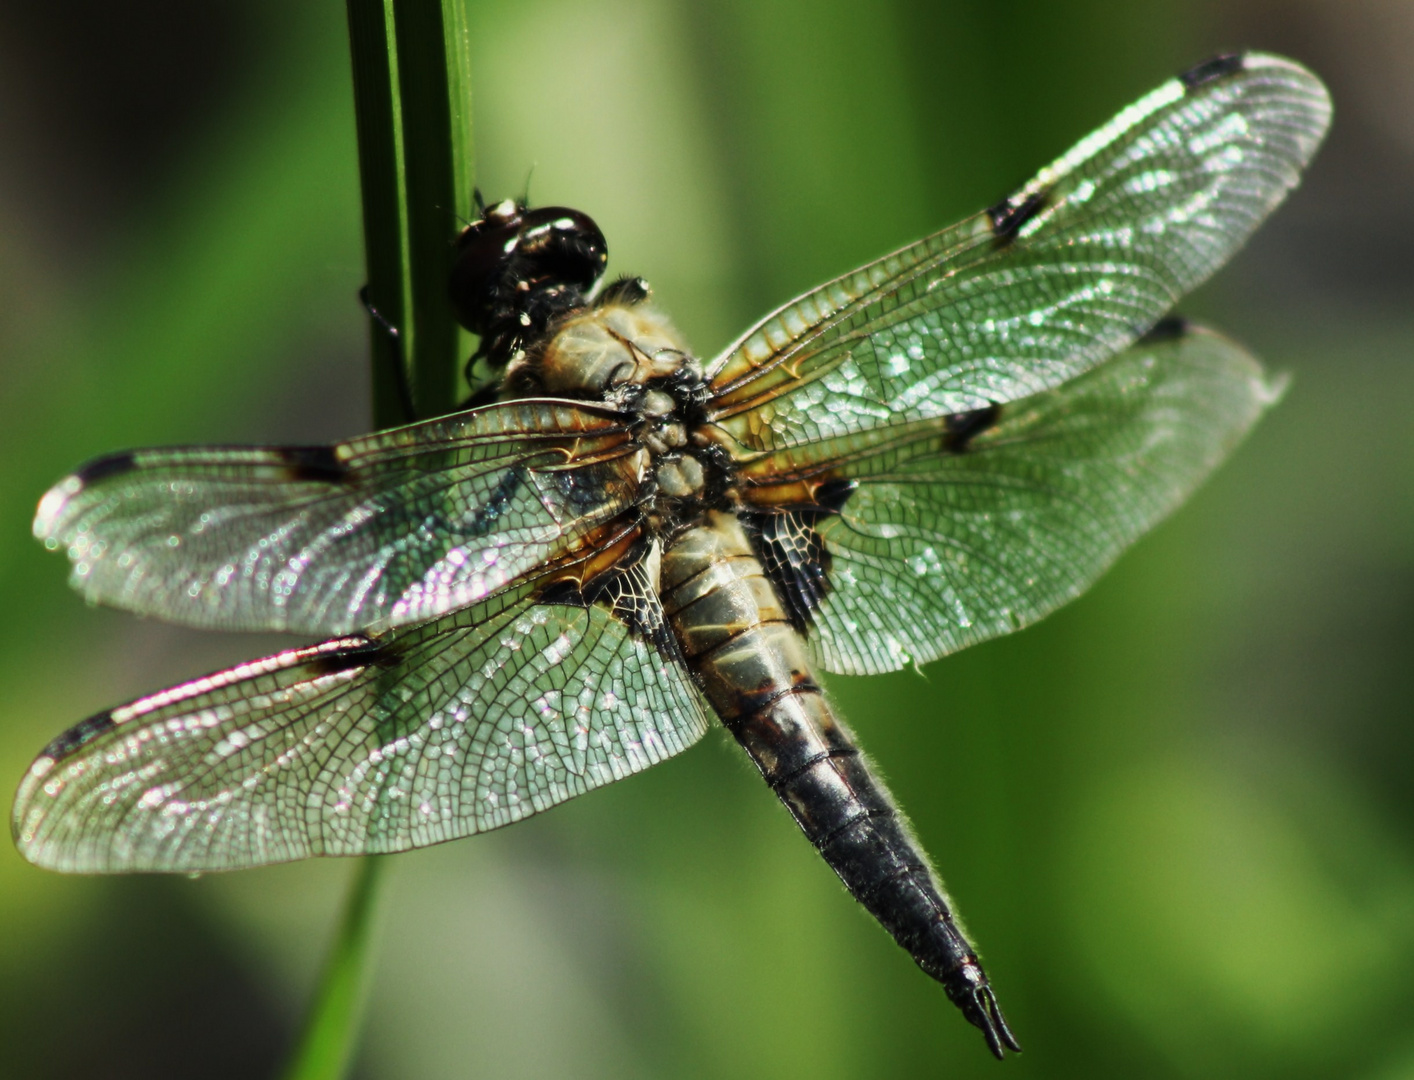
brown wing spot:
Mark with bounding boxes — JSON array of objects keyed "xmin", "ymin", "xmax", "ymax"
[
  {"xmin": 72, "ymin": 451, "xmax": 138, "ymax": 487},
  {"xmin": 36, "ymin": 708, "xmax": 118, "ymax": 763},
  {"xmin": 942, "ymin": 403, "xmax": 1002, "ymax": 453},
  {"xmin": 534, "ymin": 523, "xmax": 677, "ymax": 653},
  {"xmin": 738, "ymin": 473, "xmax": 857, "ymax": 511},
  {"xmin": 814, "ymin": 478, "xmax": 856, "ymax": 513},
  {"xmin": 742, "ymin": 478, "xmax": 856, "ymax": 632},
  {"xmin": 1138, "ymin": 314, "xmax": 1192, "ymax": 344},
  {"xmin": 302, "ymin": 637, "xmax": 389, "ymax": 676},
  {"xmin": 1179, "ymin": 52, "xmax": 1245, "ymax": 91},
  {"xmin": 276, "ymin": 445, "xmax": 349, "ymax": 483},
  {"xmin": 988, "ymin": 188, "xmax": 1052, "ymax": 246},
  {"xmin": 586, "ymin": 563, "xmax": 677, "ymax": 655},
  {"xmin": 537, "ymin": 520, "xmax": 643, "ymax": 590},
  {"xmin": 747, "ymin": 512, "xmax": 832, "ymax": 631},
  {"xmin": 534, "ymin": 578, "xmax": 587, "ymax": 609}
]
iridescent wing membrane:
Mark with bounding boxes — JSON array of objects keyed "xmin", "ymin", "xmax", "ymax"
[
  {"xmin": 15, "ymin": 565, "xmax": 710, "ymax": 872},
  {"xmin": 35, "ymin": 398, "xmax": 640, "ymax": 634},
  {"xmin": 738, "ymin": 321, "xmax": 1284, "ymax": 674},
  {"xmin": 710, "ymin": 54, "xmax": 1327, "ymax": 448},
  {"xmin": 719, "ymin": 53, "xmax": 1329, "ymax": 673},
  {"xmin": 21, "ymin": 397, "xmax": 715, "ymax": 872}
]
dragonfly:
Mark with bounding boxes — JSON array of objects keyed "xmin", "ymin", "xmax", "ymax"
[{"xmin": 13, "ymin": 52, "xmax": 1329, "ymax": 1056}]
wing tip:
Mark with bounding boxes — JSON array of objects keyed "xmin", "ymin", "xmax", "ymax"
[
  {"xmin": 1178, "ymin": 51, "xmax": 1332, "ymax": 136},
  {"xmin": 11, "ymin": 732, "xmax": 95, "ymax": 872},
  {"xmin": 1137, "ymin": 317, "xmax": 1287, "ymax": 406},
  {"xmin": 1177, "ymin": 49, "xmax": 1324, "ymax": 90},
  {"xmin": 1258, "ymin": 368, "xmax": 1293, "ymax": 408},
  {"xmin": 32, "ymin": 484, "xmax": 72, "ymax": 542},
  {"xmin": 33, "ymin": 451, "xmax": 142, "ymax": 541},
  {"xmin": 1176, "ymin": 51, "xmax": 1332, "ymax": 139},
  {"xmin": 10, "ymin": 706, "xmax": 122, "ymax": 870},
  {"xmin": 32, "ymin": 474, "xmax": 103, "ymax": 543}
]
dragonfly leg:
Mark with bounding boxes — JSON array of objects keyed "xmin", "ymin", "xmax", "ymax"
[{"xmin": 359, "ymin": 285, "xmax": 417, "ymax": 423}]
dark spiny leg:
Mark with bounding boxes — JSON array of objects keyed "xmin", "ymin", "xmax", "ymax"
[{"xmin": 360, "ymin": 285, "xmax": 417, "ymax": 423}]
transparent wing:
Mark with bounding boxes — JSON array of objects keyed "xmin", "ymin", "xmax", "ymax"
[
  {"xmin": 706, "ymin": 53, "xmax": 1328, "ymax": 454},
  {"xmin": 34, "ymin": 398, "xmax": 643, "ymax": 635},
  {"xmin": 12, "ymin": 562, "xmax": 710, "ymax": 873},
  {"xmin": 740, "ymin": 321, "xmax": 1283, "ymax": 676}
]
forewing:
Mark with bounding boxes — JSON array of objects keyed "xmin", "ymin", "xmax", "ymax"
[
  {"xmin": 707, "ymin": 53, "xmax": 1328, "ymax": 453},
  {"xmin": 34, "ymin": 399, "xmax": 642, "ymax": 635},
  {"xmin": 12, "ymin": 563, "xmax": 710, "ymax": 873},
  {"xmin": 740, "ymin": 321, "xmax": 1283, "ymax": 675}
]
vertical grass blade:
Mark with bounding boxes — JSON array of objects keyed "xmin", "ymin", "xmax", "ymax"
[
  {"xmin": 393, "ymin": 0, "xmax": 476, "ymax": 417},
  {"xmin": 347, "ymin": 0, "xmax": 409, "ymax": 429},
  {"xmin": 280, "ymin": 856, "xmax": 387, "ymax": 1080},
  {"xmin": 283, "ymin": 3, "xmax": 476, "ymax": 1076}
]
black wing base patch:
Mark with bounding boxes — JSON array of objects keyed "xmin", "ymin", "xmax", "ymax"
[{"xmin": 743, "ymin": 480, "xmax": 855, "ymax": 632}]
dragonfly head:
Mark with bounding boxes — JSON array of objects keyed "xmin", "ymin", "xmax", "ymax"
[{"xmin": 450, "ymin": 199, "xmax": 609, "ymax": 368}]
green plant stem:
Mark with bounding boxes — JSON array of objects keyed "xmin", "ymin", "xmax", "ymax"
[
  {"xmin": 393, "ymin": 0, "xmax": 476, "ymax": 417},
  {"xmin": 280, "ymin": 857, "xmax": 387, "ymax": 1080},
  {"xmin": 349, "ymin": 0, "xmax": 475, "ymax": 427},
  {"xmin": 347, "ymin": 0, "xmax": 407, "ymax": 430},
  {"xmin": 282, "ymin": 3, "xmax": 475, "ymax": 1077}
]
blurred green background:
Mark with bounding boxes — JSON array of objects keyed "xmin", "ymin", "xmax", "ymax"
[{"xmin": 1, "ymin": 1, "xmax": 1411, "ymax": 1077}]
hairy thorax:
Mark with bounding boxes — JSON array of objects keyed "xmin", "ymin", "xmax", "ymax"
[
  {"xmin": 503, "ymin": 300, "xmax": 728, "ymax": 532},
  {"xmin": 507, "ymin": 303, "xmax": 691, "ymax": 395}
]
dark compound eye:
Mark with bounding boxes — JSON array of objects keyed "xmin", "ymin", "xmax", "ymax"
[
  {"xmin": 448, "ymin": 203, "xmax": 609, "ymax": 339},
  {"xmin": 514, "ymin": 208, "xmax": 608, "ymax": 291},
  {"xmin": 446, "ymin": 200, "xmax": 525, "ymax": 334}
]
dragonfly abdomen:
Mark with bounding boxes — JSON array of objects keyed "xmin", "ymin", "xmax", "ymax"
[{"xmin": 661, "ymin": 511, "xmax": 1018, "ymax": 1056}]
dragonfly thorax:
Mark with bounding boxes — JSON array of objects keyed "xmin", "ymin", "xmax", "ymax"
[
  {"xmin": 504, "ymin": 301, "xmax": 694, "ymax": 396},
  {"xmin": 496, "ymin": 289, "xmax": 729, "ymax": 531}
]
